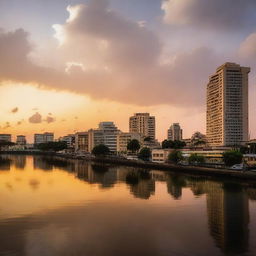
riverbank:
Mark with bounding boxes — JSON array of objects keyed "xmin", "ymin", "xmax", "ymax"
[{"xmin": 1, "ymin": 151, "xmax": 256, "ymax": 181}]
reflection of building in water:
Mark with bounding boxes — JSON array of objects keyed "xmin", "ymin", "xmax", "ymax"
[
  {"xmin": 76, "ymin": 163, "xmax": 118, "ymax": 188},
  {"xmin": 33, "ymin": 156, "xmax": 53, "ymax": 171},
  {"xmin": 13, "ymin": 155, "xmax": 26, "ymax": 169},
  {"xmin": 206, "ymin": 182, "xmax": 249, "ymax": 254},
  {"xmin": 0, "ymin": 156, "xmax": 11, "ymax": 170},
  {"xmin": 129, "ymin": 177, "xmax": 155, "ymax": 200},
  {"xmin": 166, "ymin": 174, "xmax": 186, "ymax": 200}
]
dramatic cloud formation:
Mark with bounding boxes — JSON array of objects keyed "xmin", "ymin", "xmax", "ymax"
[
  {"xmin": 28, "ymin": 112, "xmax": 42, "ymax": 124},
  {"xmin": 3, "ymin": 122, "xmax": 11, "ymax": 129},
  {"xmin": 162, "ymin": 0, "xmax": 256, "ymax": 30},
  {"xmin": 0, "ymin": 0, "xmax": 224, "ymax": 107},
  {"xmin": 11, "ymin": 107, "xmax": 19, "ymax": 113}
]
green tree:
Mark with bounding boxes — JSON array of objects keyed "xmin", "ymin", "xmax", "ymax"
[
  {"xmin": 127, "ymin": 139, "xmax": 140, "ymax": 153},
  {"xmin": 223, "ymin": 150, "xmax": 243, "ymax": 166},
  {"xmin": 162, "ymin": 140, "xmax": 174, "ymax": 149},
  {"xmin": 92, "ymin": 144, "xmax": 110, "ymax": 156},
  {"xmin": 168, "ymin": 150, "xmax": 183, "ymax": 164},
  {"xmin": 36, "ymin": 142, "xmax": 67, "ymax": 152},
  {"xmin": 188, "ymin": 153, "xmax": 205, "ymax": 164},
  {"xmin": 173, "ymin": 140, "xmax": 186, "ymax": 149},
  {"xmin": 138, "ymin": 147, "xmax": 151, "ymax": 161},
  {"xmin": 0, "ymin": 141, "xmax": 15, "ymax": 150}
]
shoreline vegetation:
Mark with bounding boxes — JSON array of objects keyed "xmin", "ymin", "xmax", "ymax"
[{"xmin": 1, "ymin": 150, "xmax": 256, "ymax": 182}]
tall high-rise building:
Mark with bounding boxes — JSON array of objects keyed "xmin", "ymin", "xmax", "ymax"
[
  {"xmin": 167, "ymin": 123, "xmax": 183, "ymax": 141},
  {"xmin": 206, "ymin": 63, "xmax": 250, "ymax": 147},
  {"xmin": 129, "ymin": 113, "xmax": 155, "ymax": 140}
]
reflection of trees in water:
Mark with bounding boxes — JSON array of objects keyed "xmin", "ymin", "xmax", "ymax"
[{"xmin": 126, "ymin": 170, "xmax": 155, "ymax": 200}]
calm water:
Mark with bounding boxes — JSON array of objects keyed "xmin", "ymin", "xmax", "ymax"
[{"xmin": 1, "ymin": 155, "xmax": 256, "ymax": 256}]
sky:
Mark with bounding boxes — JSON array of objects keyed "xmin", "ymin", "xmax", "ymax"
[{"xmin": 0, "ymin": 0, "xmax": 256, "ymax": 143}]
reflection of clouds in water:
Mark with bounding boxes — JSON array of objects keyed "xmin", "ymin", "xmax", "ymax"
[
  {"xmin": 15, "ymin": 177, "xmax": 22, "ymax": 182},
  {"xmin": 25, "ymin": 225, "xmax": 69, "ymax": 256},
  {"xmin": 29, "ymin": 179, "xmax": 40, "ymax": 190},
  {"xmin": 5, "ymin": 182, "xmax": 13, "ymax": 191}
]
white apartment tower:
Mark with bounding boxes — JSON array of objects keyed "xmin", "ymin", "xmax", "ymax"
[
  {"xmin": 129, "ymin": 113, "xmax": 155, "ymax": 140},
  {"xmin": 206, "ymin": 62, "xmax": 250, "ymax": 147},
  {"xmin": 167, "ymin": 123, "xmax": 183, "ymax": 141}
]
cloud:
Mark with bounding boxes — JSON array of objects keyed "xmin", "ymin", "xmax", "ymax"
[
  {"xmin": 17, "ymin": 119, "xmax": 25, "ymax": 125},
  {"xmin": 3, "ymin": 122, "xmax": 11, "ymax": 129},
  {"xmin": 45, "ymin": 115, "xmax": 55, "ymax": 123},
  {"xmin": 0, "ymin": 0, "xmax": 225, "ymax": 107},
  {"xmin": 162, "ymin": 0, "xmax": 256, "ymax": 30},
  {"xmin": 28, "ymin": 112, "xmax": 42, "ymax": 123},
  {"xmin": 11, "ymin": 107, "xmax": 19, "ymax": 113}
]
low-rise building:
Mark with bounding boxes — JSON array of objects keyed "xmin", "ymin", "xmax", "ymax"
[
  {"xmin": 0, "ymin": 134, "xmax": 11, "ymax": 142},
  {"xmin": 34, "ymin": 132, "xmax": 54, "ymax": 144},
  {"xmin": 16, "ymin": 135, "xmax": 26, "ymax": 145},
  {"xmin": 75, "ymin": 132, "xmax": 89, "ymax": 152},
  {"xmin": 88, "ymin": 129, "xmax": 104, "ymax": 152},
  {"xmin": 59, "ymin": 134, "xmax": 75, "ymax": 148},
  {"xmin": 117, "ymin": 132, "xmax": 143, "ymax": 153},
  {"xmin": 152, "ymin": 149, "xmax": 174, "ymax": 163}
]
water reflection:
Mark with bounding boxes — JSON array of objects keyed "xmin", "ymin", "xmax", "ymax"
[{"xmin": 0, "ymin": 155, "xmax": 255, "ymax": 256}]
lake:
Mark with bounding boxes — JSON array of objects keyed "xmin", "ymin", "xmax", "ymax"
[{"xmin": 1, "ymin": 155, "xmax": 256, "ymax": 256}]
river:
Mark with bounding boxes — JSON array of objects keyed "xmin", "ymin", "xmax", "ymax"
[{"xmin": 0, "ymin": 155, "xmax": 256, "ymax": 256}]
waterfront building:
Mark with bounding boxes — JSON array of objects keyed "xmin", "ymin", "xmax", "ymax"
[
  {"xmin": 151, "ymin": 148, "xmax": 173, "ymax": 163},
  {"xmin": 117, "ymin": 132, "xmax": 143, "ymax": 153},
  {"xmin": 207, "ymin": 63, "xmax": 250, "ymax": 147},
  {"xmin": 16, "ymin": 135, "xmax": 26, "ymax": 145},
  {"xmin": 129, "ymin": 113, "xmax": 155, "ymax": 141},
  {"xmin": 59, "ymin": 134, "xmax": 75, "ymax": 148},
  {"xmin": 167, "ymin": 123, "xmax": 183, "ymax": 141},
  {"xmin": 0, "ymin": 134, "xmax": 11, "ymax": 142},
  {"xmin": 98, "ymin": 122, "xmax": 119, "ymax": 153},
  {"xmin": 75, "ymin": 132, "xmax": 89, "ymax": 152},
  {"xmin": 34, "ymin": 132, "xmax": 54, "ymax": 144},
  {"xmin": 88, "ymin": 129, "xmax": 105, "ymax": 152}
]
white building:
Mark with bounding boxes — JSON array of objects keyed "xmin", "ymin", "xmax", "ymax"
[
  {"xmin": 167, "ymin": 123, "xmax": 183, "ymax": 141},
  {"xmin": 152, "ymin": 149, "xmax": 173, "ymax": 163},
  {"xmin": 129, "ymin": 113, "xmax": 155, "ymax": 141},
  {"xmin": 98, "ymin": 122, "xmax": 119, "ymax": 153},
  {"xmin": 207, "ymin": 63, "xmax": 250, "ymax": 147}
]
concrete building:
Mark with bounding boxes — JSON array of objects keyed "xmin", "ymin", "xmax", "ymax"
[
  {"xmin": 88, "ymin": 129, "xmax": 104, "ymax": 152},
  {"xmin": 129, "ymin": 113, "xmax": 155, "ymax": 140},
  {"xmin": 34, "ymin": 132, "xmax": 54, "ymax": 144},
  {"xmin": 167, "ymin": 123, "xmax": 183, "ymax": 141},
  {"xmin": 206, "ymin": 63, "xmax": 250, "ymax": 147},
  {"xmin": 152, "ymin": 148, "xmax": 173, "ymax": 163},
  {"xmin": 59, "ymin": 134, "xmax": 75, "ymax": 148},
  {"xmin": 117, "ymin": 132, "xmax": 143, "ymax": 153},
  {"xmin": 16, "ymin": 135, "xmax": 26, "ymax": 145},
  {"xmin": 0, "ymin": 134, "xmax": 11, "ymax": 142},
  {"xmin": 98, "ymin": 122, "xmax": 119, "ymax": 153},
  {"xmin": 75, "ymin": 132, "xmax": 89, "ymax": 152}
]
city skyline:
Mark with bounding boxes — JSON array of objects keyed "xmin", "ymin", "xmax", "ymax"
[{"xmin": 0, "ymin": 0, "xmax": 256, "ymax": 142}]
